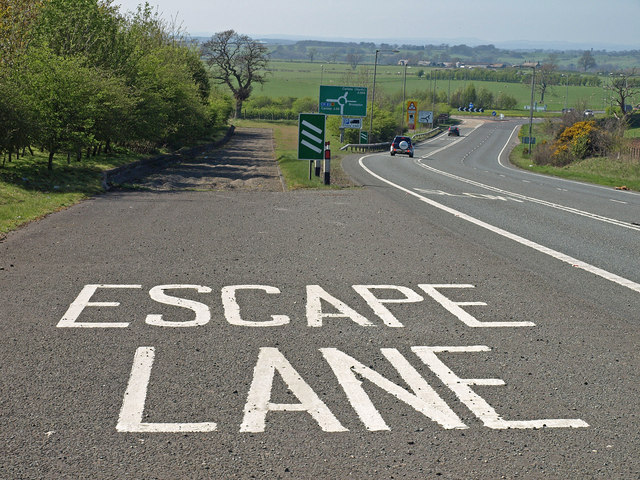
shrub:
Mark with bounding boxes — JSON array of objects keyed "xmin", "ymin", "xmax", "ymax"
[
  {"xmin": 552, "ymin": 120, "xmax": 596, "ymax": 164},
  {"xmin": 532, "ymin": 140, "xmax": 555, "ymax": 166}
]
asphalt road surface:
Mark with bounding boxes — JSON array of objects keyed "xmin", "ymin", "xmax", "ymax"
[{"xmin": 1, "ymin": 124, "xmax": 638, "ymax": 479}]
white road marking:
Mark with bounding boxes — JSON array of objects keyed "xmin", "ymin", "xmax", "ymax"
[
  {"xmin": 352, "ymin": 285, "xmax": 423, "ymax": 327},
  {"xmin": 415, "ymin": 188, "xmax": 524, "ymax": 202},
  {"xmin": 58, "ymin": 283, "xmax": 530, "ymax": 329},
  {"xmin": 306, "ymin": 284, "xmax": 375, "ymax": 327},
  {"xmin": 419, "ymin": 125, "xmax": 638, "ymax": 231},
  {"xmin": 413, "ymin": 162, "xmax": 640, "ymax": 231},
  {"xmin": 610, "ymin": 199, "xmax": 627, "ymax": 204},
  {"xmin": 417, "ymin": 284, "xmax": 534, "ymax": 327},
  {"xmin": 222, "ymin": 285, "xmax": 290, "ymax": 327},
  {"xmin": 241, "ymin": 347, "xmax": 347, "ymax": 433},
  {"xmin": 358, "ymin": 156, "xmax": 640, "ymax": 294},
  {"xmin": 117, "ymin": 347, "xmax": 218, "ymax": 432},
  {"xmin": 145, "ymin": 285, "xmax": 212, "ymax": 327},
  {"xmin": 57, "ymin": 284, "xmax": 141, "ymax": 328},
  {"xmin": 115, "ymin": 346, "xmax": 588, "ymax": 432},
  {"xmin": 412, "ymin": 346, "xmax": 589, "ymax": 429},
  {"xmin": 322, "ymin": 348, "xmax": 467, "ymax": 430}
]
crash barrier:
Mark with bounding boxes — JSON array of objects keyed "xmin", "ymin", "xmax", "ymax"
[
  {"xmin": 340, "ymin": 141, "xmax": 391, "ymax": 153},
  {"xmin": 102, "ymin": 125, "xmax": 236, "ymax": 190},
  {"xmin": 340, "ymin": 128, "xmax": 441, "ymax": 153}
]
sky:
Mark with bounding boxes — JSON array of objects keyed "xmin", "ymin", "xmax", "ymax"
[{"xmin": 113, "ymin": 0, "xmax": 640, "ymax": 50}]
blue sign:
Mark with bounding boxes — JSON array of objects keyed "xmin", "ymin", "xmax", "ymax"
[
  {"xmin": 469, "ymin": 103, "xmax": 474, "ymax": 109},
  {"xmin": 492, "ymin": 111, "xmax": 497, "ymax": 116}
]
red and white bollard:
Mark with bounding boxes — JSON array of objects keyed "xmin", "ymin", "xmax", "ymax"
[{"xmin": 323, "ymin": 141, "xmax": 331, "ymax": 185}]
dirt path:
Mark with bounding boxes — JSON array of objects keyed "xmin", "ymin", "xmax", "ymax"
[{"xmin": 121, "ymin": 127, "xmax": 284, "ymax": 192}]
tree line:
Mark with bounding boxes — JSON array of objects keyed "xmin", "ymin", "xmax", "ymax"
[
  {"xmin": 0, "ymin": 0, "xmax": 234, "ymax": 170},
  {"xmin": 266, "ymin": 39, "xmax": 640, "ymax": 71}
]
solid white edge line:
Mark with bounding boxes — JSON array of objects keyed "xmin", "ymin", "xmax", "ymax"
[{"xmin": 358, "ymin": 154, "xmax": 640, "ymax": 294}]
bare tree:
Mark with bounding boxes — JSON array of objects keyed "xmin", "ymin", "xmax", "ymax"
[
  {"xmin": 536, "ymin": 56, "xmax": 557, "ymax": 104},
  {"xmin": 201, "ymin": 30, "xmax": 269, "ymax": 118},
  {"xmin": 346, "ymin": 52, "xmax": 363, "ymax": 70},
  {"xmin": 605, "ymin": 69, "xmax": 639, "ymax": 116},
  {"xmin": 307, "ymin": 47, "xmax": 317, "ymax": 63}
]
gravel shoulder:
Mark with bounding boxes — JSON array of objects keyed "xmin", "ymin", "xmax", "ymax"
[{"xmin": 114, "ymin": 127, "xmax": 285, "ymax": 192}]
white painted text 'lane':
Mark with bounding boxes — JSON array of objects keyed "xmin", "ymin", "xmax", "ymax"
[{"xmin": 117, "ymin": 347, "xmax": 587, "ymax": 433}]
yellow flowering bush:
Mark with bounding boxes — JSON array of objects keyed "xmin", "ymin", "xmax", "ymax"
[{"xmin": 552, "ymin": 121, "xmax": 596, "ymax": 164}]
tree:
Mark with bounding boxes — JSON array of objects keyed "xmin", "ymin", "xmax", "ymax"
[
  {"xmin": 201, "ymin": 30, "xmax": 270, "ymax": 118},
  {"xmin": 495, "ymin": 92, "xmax": 517, "ymax": 110},
  {"xmin": 476, "ymin": 87, "xmax": 494, "ymax": 109},
  {"xmin": 307, "ymin": 47, "xmax": 317, "ymax": 63},
  {"xmin": 536, "ymin": 57, "xmax": 557, "ymax": 103},
  {"xmin": 20, "ymin": 46, "xmax": 100, "ymax": 170},
  {"xmin": 0, "ymin": 73, "xmax": 35, "ymax": 162},
  {"xmin": 0, "ymin": 0, "xmax": 46, "ymax": 66},
  {"xmin": 605, "ymin": 69, "xmax": 639, "ymax": 116},
  {"xmin": 346, "ymin": 52, "xmax": 362, "ymax": 70},
  {"xmin": 578, "ymin": 50, "xmax": 596, "ymax": 72},
  {"xmin": 462, "ymin": 84, "xmax": 477, "ymax": 106}
]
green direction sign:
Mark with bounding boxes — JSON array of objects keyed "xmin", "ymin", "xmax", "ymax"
[
  {"xmin": 298, "ymin": 113, "xmax": 326, "ymax": 160},
  {"xmin": 319, "ymin": 85, "xmax": 368, "ymax": 117},
  {"xmin": 360, "ymin": 131, "xmax": 369, "ymax": 144}
]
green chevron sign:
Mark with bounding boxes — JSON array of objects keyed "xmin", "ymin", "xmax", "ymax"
[{"xmin": 298, "ymin": 113, "xmax": 326, "ymax": 160}]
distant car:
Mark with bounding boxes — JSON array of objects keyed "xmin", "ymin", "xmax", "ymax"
[
  {"xmin": 447, "ymin": 126, "xmax": 460, "ymax": 136},
  {"xmin": 584, "ymin": 109, "xmax": 594, "ymax": 117},
  {"xmin": 390, "ymin": 136, "xmax": 414, "ymax": 157}
]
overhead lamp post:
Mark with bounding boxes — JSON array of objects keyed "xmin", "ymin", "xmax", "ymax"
[
  {"xmin": 562, "ymin": 73, "xmax": 569, "ymax": 111},
  {"xmin": 432, "ymin": 69, "xmax": 438, "ymax": 128},
  {"xmin": 369, "ymin": 48, "xmax": 399, "ymax": 141},
  {"xmin": 401, "ymin": 60, "xmax": 408, "ymax": 131},
  {"xmin": 523, "ymin": 62, "xmax": 539, "ymax": 155}
]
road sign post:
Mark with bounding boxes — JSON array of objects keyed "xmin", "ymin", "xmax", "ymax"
[
  {"xmin": 319, "ymin": 86, "xmax": 368, "ymax": 117},
  {"xmin": 418, "ymin": 111, "xmax": 433, "ymax": 125},
  {"xmin": 406, "ymin": 101, "xmax": 417, "ymax": 130}
]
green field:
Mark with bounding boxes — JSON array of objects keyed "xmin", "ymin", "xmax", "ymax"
[{"xmin": 253, "ymin": 60, "xmax": 618, "ymax": 112}]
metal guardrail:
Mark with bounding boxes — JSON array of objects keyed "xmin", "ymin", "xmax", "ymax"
[
  {"xmin": 411, "ymin": 128, "xmax": 441, "ymax": 142},
  {"xmin": 339, "ymin": 128, "xmax": 442, "ymax": 152},
  {"xmin": 340, "ymin": 141, "xmax": 390, "ymax": 153}
]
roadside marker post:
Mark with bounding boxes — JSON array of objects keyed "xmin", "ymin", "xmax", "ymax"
[{"xmin": 323, "ymin": 142, "xmax": 331, "ymax": 185}]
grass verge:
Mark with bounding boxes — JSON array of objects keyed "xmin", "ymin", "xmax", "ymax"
[
  {"xmin": 0, "ymin": 149, "xmax": 145, "ymax": 238},
  {"xmin": 233, "ymin": 119, "xmax": 356, "ymax": 189},
  {"xmin": 509, "ymin": 123, "xmax": 640, "ymax": 191},
  {"xmin": 0, "ymin": 130, "xmax": 229, "ymax": 238}
]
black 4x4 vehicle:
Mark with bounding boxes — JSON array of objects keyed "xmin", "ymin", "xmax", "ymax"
[{"xmin": 390, "ymin": 136, "xmax": 414, "ymax": 157}]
